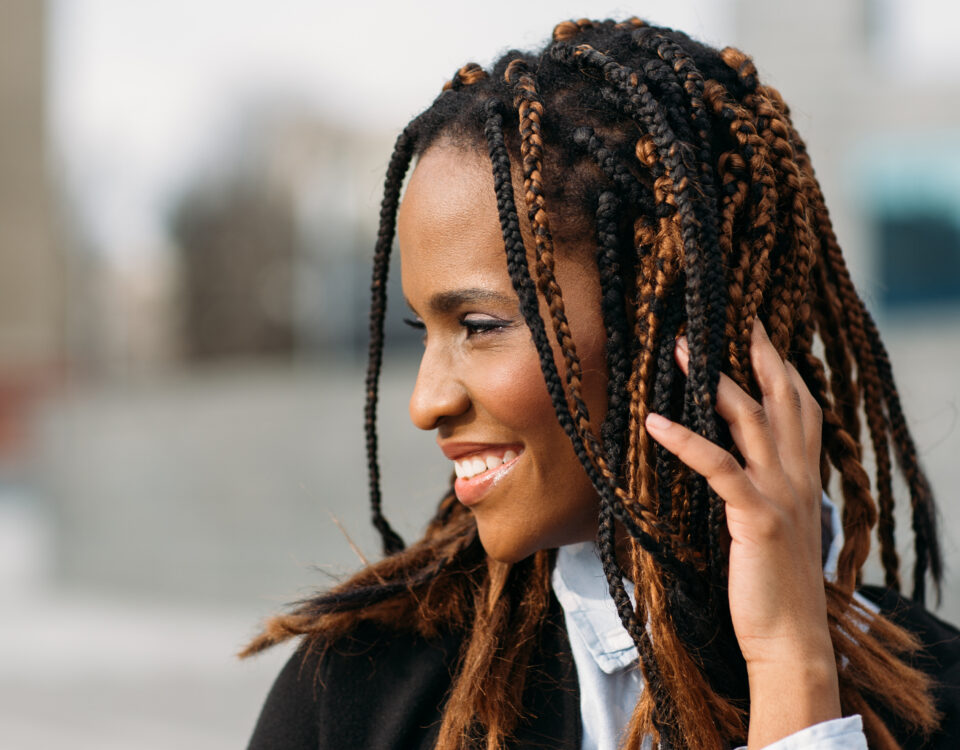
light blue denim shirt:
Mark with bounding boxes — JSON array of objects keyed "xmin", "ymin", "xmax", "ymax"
[{"xmin": 550, "ymin": 493, "xmax": 871, "ymax": 750}]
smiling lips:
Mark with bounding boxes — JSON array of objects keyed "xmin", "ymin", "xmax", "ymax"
[{"xmin": 444, "ymin": 446, "xmax": 523, "ymax": 506}]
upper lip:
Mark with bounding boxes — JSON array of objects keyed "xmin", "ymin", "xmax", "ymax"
[{"xmin": 439, "ymin": 441, "xmax": 522, "ymax": 461}]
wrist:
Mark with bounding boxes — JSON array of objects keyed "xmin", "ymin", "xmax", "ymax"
[
  {"xmin": 743, "ymin": 629, "xmax": 835, "ymax": 674},
  {"xmin": 747, "ymin": 653, "xmax": 841, "ymax": 748}
]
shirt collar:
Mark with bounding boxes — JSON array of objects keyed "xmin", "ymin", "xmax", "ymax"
[
  {"xmin": 551, "ymin": 491, "xmax": 844, "ymax": 675},
  {"xmin": 551, "ymin": 541, "xmax": 639, "ymax": 673}
]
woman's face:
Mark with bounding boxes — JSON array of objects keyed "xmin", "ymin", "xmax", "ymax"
[{"xmin": 397, "ymin": 142, "xmax": 609, "ymax": 563}]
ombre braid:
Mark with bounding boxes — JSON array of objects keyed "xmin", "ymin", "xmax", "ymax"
[{"xmin": 247, "ymin": 19, "xmax": 944, "ymax": 750}]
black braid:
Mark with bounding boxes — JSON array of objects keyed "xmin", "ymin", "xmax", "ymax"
[
  {"xmin": 592, "ymin": 186, "xmax": 681, "ymax": 740},
  {"xmin": 597, "ymin": 500, "xmax": 678, "ymax": 747},
  {"xmin": 651, "ymin": 290, "xmax": 685, "ymax": 522},
  {"xmin": 364, "ymin": 129, "xmax": 414, "ymax": 556},
  {"xmin": 507, "ymin": 60, "xmax": 602, "ymax": 458},
  {"xmin": 861, "ymin": 305, "xmax": 943, "ymax": 602},
  {"xmin": 571, "ymin": 126, "xmax": 657, "ymax": 215},
  {"xmin": 595, "ymin": 189, "xmax": 631, "ymax": 474}
]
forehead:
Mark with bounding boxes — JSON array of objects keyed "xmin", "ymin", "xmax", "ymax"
[
  {"xmin": 397, "ymin": 143, "xmax": 508, "ymax": 292},
  {"xmin": 401, "ymin": 142, "xmax": 494, "ymax": 220}
]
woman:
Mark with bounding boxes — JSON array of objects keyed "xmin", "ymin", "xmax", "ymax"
[{"xmin": 244, "ymin": 18, "xmax": 960, "ymax": 749}]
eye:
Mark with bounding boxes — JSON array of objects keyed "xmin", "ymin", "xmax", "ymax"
[{"xmin": 460, "ymin": 314, "xmax": 510, "ymax": 337}]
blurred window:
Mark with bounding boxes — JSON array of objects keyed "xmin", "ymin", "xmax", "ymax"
[
  {"xmin": 876, "ymin": 211, "xmax": 960, "ymax": 309},
  {"xmin": 856, "ymin": 135, "xmax": 960, "ymax": 312}
]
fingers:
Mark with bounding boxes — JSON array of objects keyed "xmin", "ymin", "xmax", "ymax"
[
  {"xmin": 785, "ymin": 360, "xmax": 823, "ymax": 475},
  {"xmin": 644, "ymin": 412, "xmax": 761, "ymax": 513},
  {"xmin": 675, "ymin": 335, "xmax": 780, "ymax": 470},
  {"xmin": 749, "ymin": 321, "xmax": 806, "ymax": 477}
]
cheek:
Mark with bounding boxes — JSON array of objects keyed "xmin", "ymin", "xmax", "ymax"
[
  {"xmin": 474, "ymin": 327, "xmax": 607, "ymax": 449},
  {"xmin": 473, "ymin": 342, "xmax": 558, "ymax": 433}
]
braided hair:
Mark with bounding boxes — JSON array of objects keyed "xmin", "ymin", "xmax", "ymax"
[{"xmin": 245, "ymin": 18, "xmax": 943, "ymax": 749}]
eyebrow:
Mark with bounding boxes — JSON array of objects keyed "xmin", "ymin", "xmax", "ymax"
[{"xmin": 406, "ymin": 288, "xmax": 517, "ymax": 315}]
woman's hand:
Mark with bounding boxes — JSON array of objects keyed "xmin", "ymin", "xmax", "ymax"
[{"xmin": 644, "ymin": 320, "xmax": 841, "ymax": 748}]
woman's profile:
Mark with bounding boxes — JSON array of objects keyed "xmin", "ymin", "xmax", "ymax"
[{"xmin": 243, "ymin": 17, "xmax": 960, "ymax": 749}]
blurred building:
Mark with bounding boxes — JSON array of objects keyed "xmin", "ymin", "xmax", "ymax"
[
  {"xmin": 734, "ymin": 0, "xmax": 960, "ymax": 314},
  {"xmin": 169, "ymin": 111, "xmax": 403, "ymax": 362},
  {"xmin": 0, "ymin": 0, "xmax": 63, "ymax": 464},
  {"xmin": 171, "ymin": 171, "xmax": 298, "ymax": 360}
]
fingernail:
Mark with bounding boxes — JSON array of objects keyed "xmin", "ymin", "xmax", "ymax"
[
  {"xmin": 646, "ymin": 412, "xmax": 671, "ymax": 431},
  {"xmin": 675, "ymin": 336, "xmax": 689, "ymax": 370}
]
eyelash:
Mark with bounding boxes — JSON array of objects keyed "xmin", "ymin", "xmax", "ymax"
[
  {"xmin": 401, "ymin": 315, "xmax": 509, "ymax": 338},
  {"xmin": 460, "ymin": 316, "xmax": 508, "ymax": 336}
]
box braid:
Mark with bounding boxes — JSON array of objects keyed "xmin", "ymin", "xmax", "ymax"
[
  {"xmin": 863, "ymin": 304, "xmax": 943, "ymax": 598},
  {"xmin": 364, "ymin": 128, "xmax": 414, "ymax": 556},
  {"xmin": 245, "ymin": 18, "xmax": 944, "ymax": 750}
]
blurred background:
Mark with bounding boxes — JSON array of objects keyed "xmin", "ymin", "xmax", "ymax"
[{"xmin": 2, "ymin": 0, "xmax": 959, "ymax": 747}]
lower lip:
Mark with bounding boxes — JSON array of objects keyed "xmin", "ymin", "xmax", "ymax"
[{"xmin": 454, "ymin": 453, "xmax": 522, "ymax": 507}]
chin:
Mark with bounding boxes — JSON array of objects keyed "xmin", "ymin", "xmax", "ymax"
[{"xmin": 475, "ymin": 523, "xmax": 540, "ymax": 564}]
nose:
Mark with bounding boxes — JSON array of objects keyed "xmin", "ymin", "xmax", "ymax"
[{"xmin": 408, "ymin": 344, "xmax": 470, "ymax": 431}]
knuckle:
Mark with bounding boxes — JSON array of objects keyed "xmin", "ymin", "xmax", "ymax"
[
  {"xmin": 742, "ymin": 400, "xmax": 769, "ymax": 427},
  {"xmin": 808, "ymin": 397, "xmax": 823, "ymax": 425},
  {"xmin": 788, "ymin": 385, "xmax": 803, "ymax": 413},
  {"xmin": 707, "ymin": 450, "xmax": 740, "ymax": 479},
  {"xmin": 772, "ymin": 378, "xmax": 802, "ymax": 412}
]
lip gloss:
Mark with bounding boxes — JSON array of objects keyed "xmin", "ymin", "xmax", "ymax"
[{"xmin": 454, "ymin": 452, "xmax": 522, "ymax": 506}]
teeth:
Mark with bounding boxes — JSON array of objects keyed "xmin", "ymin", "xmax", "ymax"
[{"xmin": 453, "ymin": 450, "xmax": 521, "ymax": 480}]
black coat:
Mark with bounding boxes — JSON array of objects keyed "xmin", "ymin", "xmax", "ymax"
[{"xmin": 247, "ymin": 586, "xmax": 960, "ymax": 749}]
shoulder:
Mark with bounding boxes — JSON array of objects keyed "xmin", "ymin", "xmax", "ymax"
[
  {"xmin": 246, "ymin": 620, "xmax": 462, "ymax": 750},
  {"xmin": 859, "ymin": 585, "xmax": 960, "ymax": 749},
  {"xmin": 246, "ymin": 591, "xmax": 582, "ymax": 750}
]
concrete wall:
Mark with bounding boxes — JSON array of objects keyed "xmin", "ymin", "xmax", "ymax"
[{"xmin": 0, "ymin": 0, "xmax": 62, "ymax": 371}]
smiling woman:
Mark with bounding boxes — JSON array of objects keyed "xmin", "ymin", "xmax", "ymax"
[{"xmin": 242, "ymin": 17, "xmax": 960, "ymax": 750}]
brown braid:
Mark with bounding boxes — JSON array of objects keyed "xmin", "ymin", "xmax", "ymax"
[
  {"xmin": 443, "ymin": 62, "xmax": 488, "ymax": 92},
  {"xmin": 506, "ymin": 60, "xmax": 599, "ymax": 454},
  {"xmin": 245, "ymin": 19, "xmax": 944, "ymax": 750}
]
